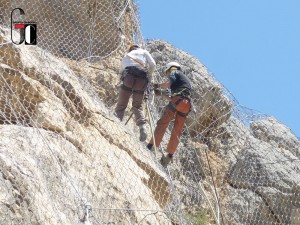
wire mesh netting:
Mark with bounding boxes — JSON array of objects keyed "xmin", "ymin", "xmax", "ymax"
[{"xmin": 1, "ymin": 0, "xmax": 300, "ymax": 225}]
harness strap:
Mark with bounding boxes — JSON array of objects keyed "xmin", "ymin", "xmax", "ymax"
[
  {"xmin": 127, "ymin": 54, "xmax": 145, "ymax": 68},
  {"xmin": 167, "ymin": 97, "xmax": 190, "ymax": 118},
  {"xmin": 171, "ymin": 88, "xmax": 191, "ymax": 97},
  {"xmin": 177, "ymin": 111, "xmax": 189, "ymax": 117},
  {"xmin": 123, "ymin": 66, "xmax": 149, "ymax": 83},
  {"xmin": 167, "ymin": 103, "xmax": 189, "ymax": 118},
  {"xmin": 121, "ymin": 84, "xmax": 144, "ymax": 94},
  {"xmin": 174, "ymin": 96, "xmax": 191, "ymax": 105}
]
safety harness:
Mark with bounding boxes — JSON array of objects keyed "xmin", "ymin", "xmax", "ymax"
[
  {"xmin": 120, "ymin": 67, "xmax": 149, "ymax": 95},
  {"xmin": 167, "ymin": 88, "xmax": 192, "ymax": 117},
  {"xmin": 120, "ymin": 53, "xmax": 150, "ymax": 94},
  {"xmin": 121, "ymin": 83, "xmax": 145, "ymax": 94}
]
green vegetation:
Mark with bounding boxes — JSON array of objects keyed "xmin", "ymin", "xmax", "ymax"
[{"xmin": 186, "ymin": 209, "xmax": 210, "ymax": 225}]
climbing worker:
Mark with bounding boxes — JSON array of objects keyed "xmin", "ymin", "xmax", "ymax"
[
  {"xmin": 147, "ymin": 62, "xmax": 192, "ymax": 167},
  {"xmin": 115, "ymin": 44, "xmax": 156, "ymax": 142}
]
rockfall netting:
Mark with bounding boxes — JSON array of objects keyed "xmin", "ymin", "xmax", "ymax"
[{"xmin": 0, "ymin": 1, "xmax": 300, "ymax": 225}]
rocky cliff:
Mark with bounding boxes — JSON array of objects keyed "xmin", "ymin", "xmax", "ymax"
[
  {"xmin": 146, "ymin": 40, "xmax": 300, "ymax": 225},
  {"xmin": 1, "ymin": 0, "xmax": 140, "ymax": 60},
  {"xmin": 1, "ymin": 1, "xmax": 300, "ymax": 225}
]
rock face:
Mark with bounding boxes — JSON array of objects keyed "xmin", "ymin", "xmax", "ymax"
[
  {"xmin": 0, "ymin": 0, "xmax": 139, "ymax": 60},
  {"xmin": 146, "ymin": 40, "xmax": 300, "ymax": 225},
  {"xmin": 251, "ymin": 117, "xmax": 300, "ymax": 158},
  {"xmin": 202, "ymin": 112, "xmax": 300, "ymax": 225},
  {"xmin": 0, "ymin": 28, "xmax": 173, "ymax": 224},
  {"xmin": 1, "ymin": 2, "xmax": 300, "ymax": 225}
]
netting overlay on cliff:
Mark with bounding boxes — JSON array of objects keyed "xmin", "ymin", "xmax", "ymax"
[{"xmin": 1, "ymin": 1, "xmax": 300, "ymax": 225}]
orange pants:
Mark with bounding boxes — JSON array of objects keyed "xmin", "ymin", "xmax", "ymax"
[{"xmin": 150, "ymin": 96, "xmax": 191, "ymax": 154}]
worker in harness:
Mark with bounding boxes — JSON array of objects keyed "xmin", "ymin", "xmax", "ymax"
[
  {"xmin": 115, "ymin": 44, "xmax": 156, "ymax": 141},
  {"xmin": 147, "ymin": 62, "xmax": 192, "ymax": 167}
]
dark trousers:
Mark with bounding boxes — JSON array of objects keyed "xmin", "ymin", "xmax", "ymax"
[{"xmin": 115, "ymin": 74, "xmax": 147, "ymax": 126}]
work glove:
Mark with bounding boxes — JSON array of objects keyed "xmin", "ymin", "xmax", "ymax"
[
  {"xmin": 154, "ymin": 89, "xmax": 162, "ymax": 96},
  {"xmin": 153, "ymin": 83, "xmax": 159, "ymax": 89},
  {"xmin": 154, "ymin": 89, "xmax": 171, "ymax": 96}
]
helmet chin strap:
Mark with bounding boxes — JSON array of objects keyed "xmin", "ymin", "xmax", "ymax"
[
  {"xmin": 165, "ymin": 62, "xmax": 181, "ymax": 72},
  {"xmin": 166, "ymin": 67, "xmax": 178, "ymax": 76}
]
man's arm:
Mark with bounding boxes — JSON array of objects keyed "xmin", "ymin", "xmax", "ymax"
[
  {"xmin": 154, "ymin": 89, "xmax": 171, "ymax": 101},
  {"xmin": 160, "ymin": 70, "xmax": 176, "ymax": 88},
  {"xmin": 156, "ymin": 80, "xmax": 171, "ymax": 101},
  {"xmin": 144, "ymin": 50, "xmax": 156, "ymax": 80},
  {"xmin": 159, "ymin": 80, "xmax": 170, "ymax": 89}
]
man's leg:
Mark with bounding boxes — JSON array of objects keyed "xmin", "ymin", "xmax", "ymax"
[
  {"xmin": 132, "ymin": 90, "xmax": 146, "ymax": 126},
  {"xmin": 132, "ymin": 90, "xmax": 148, "ymax": 141},
  {"xmin": 132, "ymin": 78, "xmax": 148, "ymax": 141},
  {"xmin": 115, "ymin": 87, "xmax": 131, "ymax": 121},
  {"xmin": 166, "ymin": 98, "xmax": 191, "ymax": 154},
  {"xmin": 148, "ymin": 107, "xmax": 175, "ymax": 148},
  {"xmin": 160, "ymin": 113, "xmax": 186, "ymax": 167},
  {"xmin": 166, "ymin": 113, "xmax": 186, "ymax": 154}
]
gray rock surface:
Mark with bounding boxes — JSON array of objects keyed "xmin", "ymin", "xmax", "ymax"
[
  {"xmin": 0, "ymin": 0, "xmax": 137, "ymax": 60},
  {"xmin": 0, "ymin": 29, "xmax": 173, "ymax": 224},
  {"xmin": 146, "ymin": 40, "xmax": 300, "ymax": 224},
  {"xmin": 0, "ymin": 4, "xmax": 300, "ymax": 225}
]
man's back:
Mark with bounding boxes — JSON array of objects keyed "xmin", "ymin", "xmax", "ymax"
[
  {"xmin": 169, "ymin": 70, "xmax": 192, "ymax": 94},
  {"xmin": 121, "ymin": 48, "xmax": 156, "ymax": 79}
]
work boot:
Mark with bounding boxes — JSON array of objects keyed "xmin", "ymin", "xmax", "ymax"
[
  {"xmin": 146, "ymin": 143, "xmax": 153, "ymax": 151},
  {"xmin": 139, "ymin": 124, "xmax": 147, "ymax": 142},
  {"xmin": 146, "ymin": 143, "xmax": 156, "ymax": 157},
  {"xmin": 160, "ymin": 154, "xmax": 173, "ymax": 167}
]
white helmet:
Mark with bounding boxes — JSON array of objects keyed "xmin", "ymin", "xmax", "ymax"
[{"xmin": 165, "ymin": 62, "xmax": 181, "ymax": 72}]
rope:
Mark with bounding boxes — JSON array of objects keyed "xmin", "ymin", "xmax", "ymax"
[
  {"xmin": 0, "ymin": 41, "xmax": 12, "ymax": 47},
  {"xmin": 1, "ymin": 1, "xmax": 231, "ymax": 224},
  {"xmin": 181, "ymin": 124, "xmax": 222, "ymax": 224},
  {"xmin": 144, "ymin": 61, "xmax": 225, "ymax": 224},
  {"xmin": 86, "ymin": 0, "xmax": 98, "ymax": 61},
  {"xmin": 146, "ymin": 101, "xmax": 157, "ymax": 157},
  {"xmin": 128, "ymin": 0, "xmax": 144, "ymax": 45},
  {"xmin": 197, "ymin": 181, "xmax": 220, "ymax": 225},
  {"xmin": 80, "ymin": 0, "xmax": 129, "ymax": 61},
  {"xmin": 202, "ymin": 139, "xmax": 225, "ymax": 224},
  {"xmin": 0, "ymin": 69, "xmax": 82, "ymax": 224},
  {"xmin": 115, "ymin": 0, "xmax": 131, "ymax": 22},
  {"xmin": 145, "ymin": 88, "xmax": 184, "ymax": 223},
  {"xmin": 81, "ymin": 202, "xmax": 92, "ymax": 224},
  {"xmin": 93, "ymin": 207, "xmax": 164, "ymax": 212},
  {"xmin": 0, "ymin": 49, "xmax": 100, "ymax": 222},
  {"xmin": 145, "ymin": 83, "xmax": 185, "ymax": 222},
  {"xmin": 179, "ymin": 120, "xmax": 225, "ymax": 224}
]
